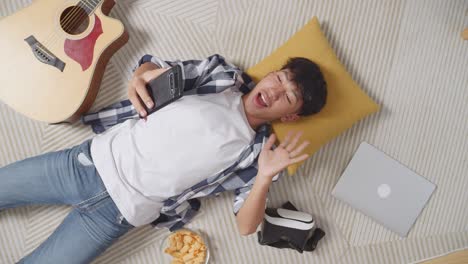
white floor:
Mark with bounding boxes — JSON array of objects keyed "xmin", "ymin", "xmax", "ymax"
[{"xmin": 1, "ymin": 0, "xmax": 467, "ymax": 263}]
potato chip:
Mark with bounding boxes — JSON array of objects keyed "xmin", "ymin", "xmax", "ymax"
[
  {"xmin": 194, "ymin": 256, "xmax": 205, "ymax": 263},
  {"xmin": 183, "ymin": 235, "xmax": 194, "ymax": 244},
  {"xmin": 180, "ymin": 245, "xmax": 190, "ymax": 254},
  {"xmin": 182, "ymin": 253, "xmax": 195, "ymax": 261},
  {"xmin": 192, "ymin": 242, "xmax": 201, "ymax": 250}
]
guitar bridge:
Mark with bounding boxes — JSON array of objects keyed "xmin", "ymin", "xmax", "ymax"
[{"xmin": 25, "ymin": 35, "xmax": 65, "ymax": 72}]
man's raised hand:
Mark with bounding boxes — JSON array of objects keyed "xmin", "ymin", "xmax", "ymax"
[{"xmin": 257, "ymin": 130, "xmax": 309, "ymax": 184}]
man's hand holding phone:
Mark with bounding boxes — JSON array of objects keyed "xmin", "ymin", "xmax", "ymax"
[{"xmin": 128, "ymin": 62, "xmax": 169, "ymax": 121}]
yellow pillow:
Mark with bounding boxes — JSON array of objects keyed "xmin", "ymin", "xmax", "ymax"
[{"xmin": 246, "ymin": 17, "xmax": 380, "ymax": 176}]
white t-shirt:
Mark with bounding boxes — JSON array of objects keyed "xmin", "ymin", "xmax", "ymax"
[{"xmin": 90, "ymin": 90, "xmax": 255, "ymax": 226}]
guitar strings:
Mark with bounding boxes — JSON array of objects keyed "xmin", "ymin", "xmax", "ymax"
[
  {"xmin": 42, "ymin": 1, "xmax": 87, "ymax": 50},
  {"xmin": 41, "ymin": 4, "xmax": 78, "ymax": 49},
  {"xmin": 52, "ymin": 0, "xmax": 95, "ymax": 46},
  {"xmin": 44, "ymin": 0, "xmax": 101, "ymax": 53},
  {"xmin": 63, "ymin": 0, "xmax": 94, "ymax": 32},
  {"xmin": 43, "ymin": 1, "xmax": 87, "ymax": 48}
]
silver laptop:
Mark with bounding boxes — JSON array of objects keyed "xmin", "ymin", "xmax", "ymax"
[{"xmin": 332, "ymin": 142, "xmax": 436, "ymax": 237}]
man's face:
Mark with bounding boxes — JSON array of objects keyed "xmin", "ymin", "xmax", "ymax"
[{"xmin": 243, "ymin": 69, "xmax": 303, "ymax": 125}]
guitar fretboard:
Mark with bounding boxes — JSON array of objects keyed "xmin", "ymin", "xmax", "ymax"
[{"xmin": 78, "ymin": 0, "xmax": 101, "ymax": 15}]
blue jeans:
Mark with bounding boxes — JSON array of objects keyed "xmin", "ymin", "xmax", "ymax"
[{"xmin": 0, "ymin": 139, "xmax": 134, "ymax": 264}]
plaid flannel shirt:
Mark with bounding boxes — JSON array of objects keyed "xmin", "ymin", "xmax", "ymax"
[{"xmin": 81, "ymin": 54, "xmax": 281, "ymax": 231}]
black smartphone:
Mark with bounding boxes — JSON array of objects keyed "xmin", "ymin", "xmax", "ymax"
[{"xmin": 143, "ymin": 65, "xmax": 184, "ymax": 116}]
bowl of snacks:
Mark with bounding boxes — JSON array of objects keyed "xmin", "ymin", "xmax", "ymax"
[{"xmin": 160, "ymin": 228, "xmax": 210, "ymax": 264}]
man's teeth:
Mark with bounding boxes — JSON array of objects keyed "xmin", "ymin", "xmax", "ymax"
[{"xmin": 261, "ymin": 94, "xmax": 268, "ymax": 107}]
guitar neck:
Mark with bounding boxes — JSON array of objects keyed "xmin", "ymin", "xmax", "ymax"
[{"xmin": 78, "ymin": 0, "xmax": 103, "ymax": 15}]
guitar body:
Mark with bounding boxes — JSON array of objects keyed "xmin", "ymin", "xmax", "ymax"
[{"xmin": 0, "ymin": 0, "xmax": 128, "ymax": 123}]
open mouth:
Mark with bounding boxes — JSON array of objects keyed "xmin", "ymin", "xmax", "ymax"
[{"xmin": 255, "ymin": 92, "xmax": 268, "ymax": 108}]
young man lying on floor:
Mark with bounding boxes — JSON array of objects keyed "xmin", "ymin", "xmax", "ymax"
[{"xmin": 0, "ymin": 54, "xmax": 327, "ymax": 263}]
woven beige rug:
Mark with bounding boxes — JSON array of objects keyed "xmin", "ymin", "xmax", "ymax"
[{"xmin": 1, "ymin": 0, "xmax": 467, "ymax": 263}]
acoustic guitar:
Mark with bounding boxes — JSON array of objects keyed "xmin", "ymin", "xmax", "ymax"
[{"xmin": 0, "ymin": 0, "xmax": 128, "ymax": 124}]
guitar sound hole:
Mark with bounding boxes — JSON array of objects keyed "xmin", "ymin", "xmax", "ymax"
[{"xmin": 60, "ymin": 6, "xmax": 90, "ymax": 35}]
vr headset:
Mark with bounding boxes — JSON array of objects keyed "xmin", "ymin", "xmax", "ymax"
[{"xmin": 257, "ymin": 201, "xmax": 325, "ymax": 253}]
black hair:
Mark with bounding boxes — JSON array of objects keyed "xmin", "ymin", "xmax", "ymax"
[{"xmin": 281, "ymin": 57, "xmax": 327, "ymax": 116}]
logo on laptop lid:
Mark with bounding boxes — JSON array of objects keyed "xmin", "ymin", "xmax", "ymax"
[{"xmin": 377, "ymin": 183, "xmax": 391, "ymax": 199}]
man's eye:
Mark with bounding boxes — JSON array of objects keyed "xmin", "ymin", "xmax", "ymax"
[
  {"xmin": 286, "ymin": 94, "xmax": 291, "ymax": 104},
  {"xmin": 277, "ymin": 75, "xmax": 281, "ymax": 83}
]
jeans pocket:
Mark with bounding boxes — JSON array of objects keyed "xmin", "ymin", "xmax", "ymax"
[
  {"xmin": 117, "ymin": 212, "xmax": 134, "ymax": 228},
  {"xmin": 77, "ymin": 152, "xmax": 94, "ymax": 167}
]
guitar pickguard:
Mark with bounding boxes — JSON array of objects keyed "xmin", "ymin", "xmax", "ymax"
[{"xmin": 64, "ymin": 14, "xmax": 103, "ymax": 71}]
